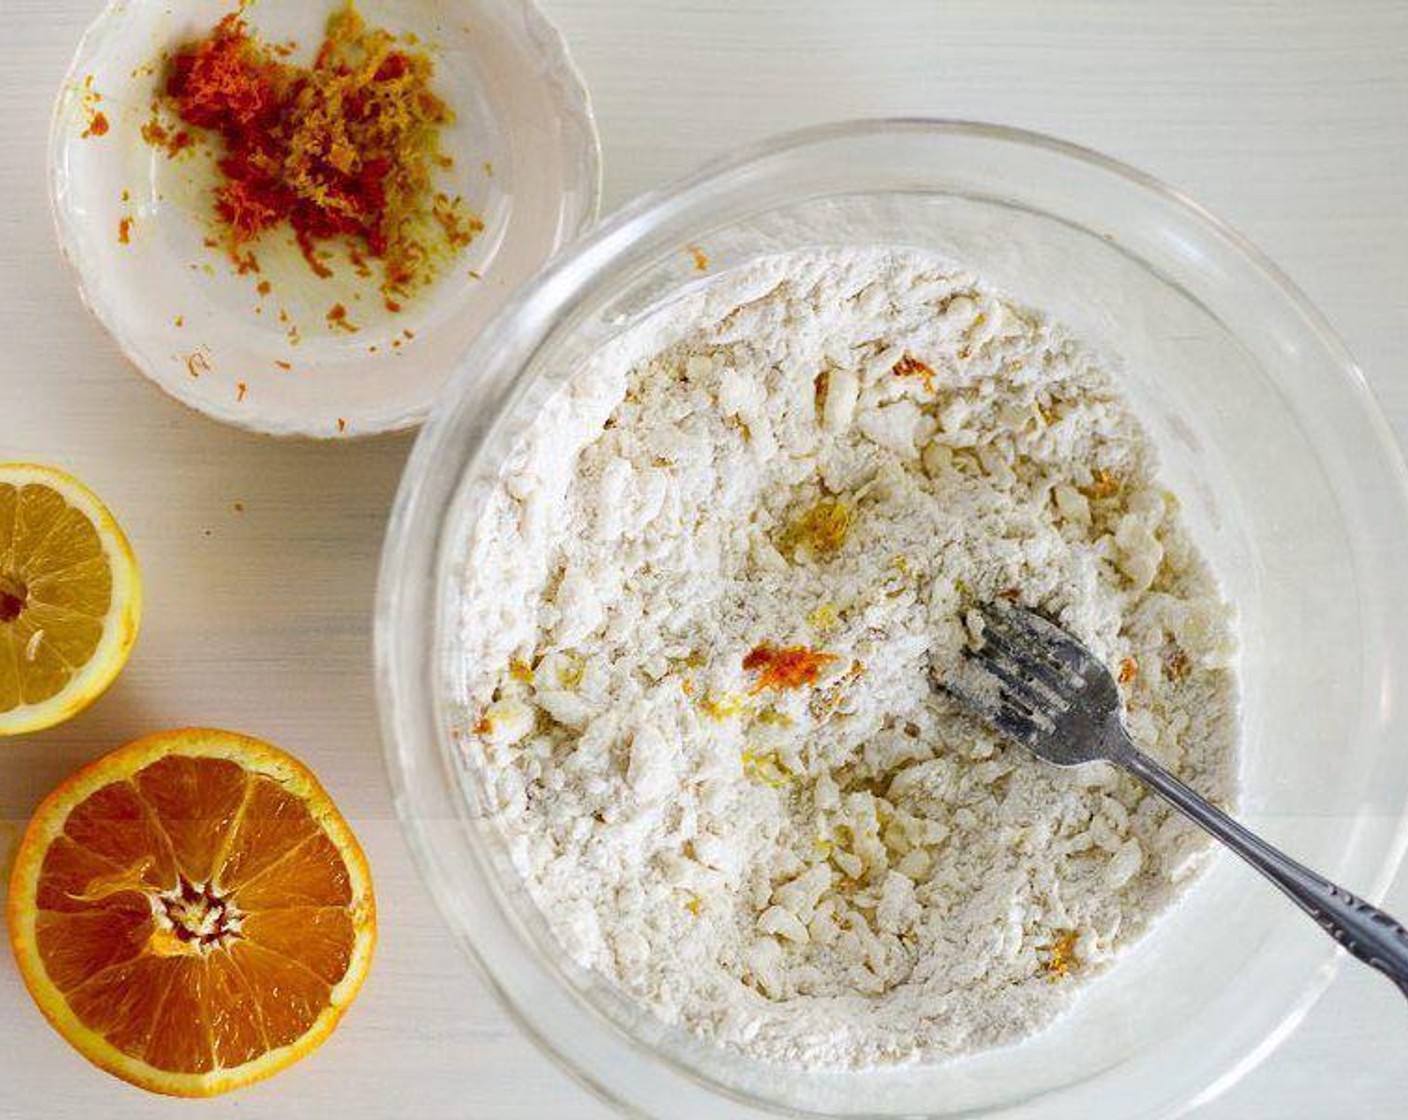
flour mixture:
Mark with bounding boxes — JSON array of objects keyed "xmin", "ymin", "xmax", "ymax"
[{"xmin": 453, "ymin": 248, "xmax": 1238, "ymax": 1067}]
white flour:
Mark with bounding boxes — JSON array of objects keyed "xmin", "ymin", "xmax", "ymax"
[{"xmin": 453, "ymin": 248, "xmax": 1238, "ymax": 1067}]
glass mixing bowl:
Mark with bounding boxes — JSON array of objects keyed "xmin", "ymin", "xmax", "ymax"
[{"xmin": 376, "ymin": 120, "xmax": 1408, "ymax": 1118}]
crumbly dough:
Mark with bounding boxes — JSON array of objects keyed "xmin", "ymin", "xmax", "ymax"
[{"xmin": 453, "ymin": 248, "xmax": 1238, "ymax": 1067}]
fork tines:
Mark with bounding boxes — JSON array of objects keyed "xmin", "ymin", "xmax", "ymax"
[{"xmin": 955, "ymin": 601, "xmax": 1089, "ymax": 737}]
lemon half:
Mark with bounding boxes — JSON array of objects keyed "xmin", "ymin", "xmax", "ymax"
[{"xmin": 0, "ymin": 464, "xmax": 141, "ymax": 735}]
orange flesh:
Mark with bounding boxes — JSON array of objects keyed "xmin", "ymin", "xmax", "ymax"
[{"xmin": 31, "ymin": 754, "xmax": 357, "ymax": 1074}]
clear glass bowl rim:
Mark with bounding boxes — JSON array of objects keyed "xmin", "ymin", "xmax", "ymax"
[{"xmin": 375, "ymin": 118, "xmax": 1408, "ymax": 1119}]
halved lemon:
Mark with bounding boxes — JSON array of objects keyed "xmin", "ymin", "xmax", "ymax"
[
  {"xmin": 0, "ymin": 464, "xmax": 141, "ymax": 735},
  {"xmin": 8, "ymin": 728, "xmax": 375, "ymax": 1096}
]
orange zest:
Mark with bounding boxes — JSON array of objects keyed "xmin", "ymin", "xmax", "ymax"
[
  {"xmin": 892, "ymin": 353, "xmax": 937, "ymax": 392},
  {"xmin": 160, "ymin": 4, "xmax": 481, "ymax": 301},
  {"xmin": 743, "ymin": 643, "xmax": 838, "ymax": 693},
  {"xmin": 7, "ymin": 728, "xmax": 374, "ymax": 1097}
]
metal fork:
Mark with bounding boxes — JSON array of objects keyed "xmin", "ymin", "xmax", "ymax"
[{"xmin": 941, "ymin": 599, "xmax": 1408, "ymax": 1000}]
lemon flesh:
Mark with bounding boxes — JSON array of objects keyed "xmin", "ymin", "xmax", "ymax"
[{"xmin": 0, "ymin": 466, "xmax": 139, "ymax": 735}]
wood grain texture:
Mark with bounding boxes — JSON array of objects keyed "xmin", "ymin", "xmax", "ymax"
[{"xmin": 0, "ymin": 1, "xmax": 1403, "ymax": 1116}]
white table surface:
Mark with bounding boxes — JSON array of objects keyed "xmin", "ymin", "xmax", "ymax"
[{"xmin": 1, "ymin": 1, "xmax": 1405, "ymax": 1116}]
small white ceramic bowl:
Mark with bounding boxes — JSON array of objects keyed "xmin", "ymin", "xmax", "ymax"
[{"xmin": 50, "ymin": 0, "xmax": 601, "ymax": 438}]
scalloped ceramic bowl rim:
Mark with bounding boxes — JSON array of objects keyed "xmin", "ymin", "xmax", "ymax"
[{"xmin": 48, "ymin": 0, "xmax": 602, "ymax": 440}]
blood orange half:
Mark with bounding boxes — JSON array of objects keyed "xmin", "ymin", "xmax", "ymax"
[{"xmin": 7, "ymin": 728, "xmax": 375, "ymax": 1096}]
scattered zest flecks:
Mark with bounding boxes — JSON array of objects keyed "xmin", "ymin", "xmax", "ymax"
[
  {"xmin": 743, "ymin": 643, "xmax": 838, "ymax": 693},
  {"xmin": 1042, "ymin": 929, "xmax": 1080, "ymax": 980},
  {"xmin": 892, "ymin": 352, "xmax": 937, "ymax": 393}
]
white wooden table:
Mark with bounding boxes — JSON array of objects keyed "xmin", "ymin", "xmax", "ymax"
[{"xmin": 2, "ymin": 2, "xmax": 1404, "ymax": 1116}]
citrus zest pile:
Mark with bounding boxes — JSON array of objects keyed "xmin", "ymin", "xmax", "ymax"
[
  {"xmin": 164, "ymin": 3, "xmax": 481, "ymax": 301},
  {"xmin": 7, "ymin": 728, "xmax": 375, "ymax": 1097}
]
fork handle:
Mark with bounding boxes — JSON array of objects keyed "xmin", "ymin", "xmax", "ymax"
[{"xmin": 1118, "ymin": 744, "xmax": 1408, "ymax": 1000}]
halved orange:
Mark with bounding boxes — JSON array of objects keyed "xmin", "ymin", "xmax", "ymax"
[{"xmin": 7, "ymin": 728, "xmax": 375, "ymax": 1096}]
